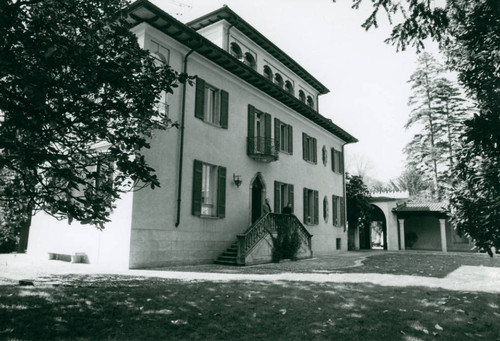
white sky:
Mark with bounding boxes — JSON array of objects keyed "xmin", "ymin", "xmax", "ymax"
[{"xmin": 151, "ymin": 0, "xmax": 442, "ymax": 182}]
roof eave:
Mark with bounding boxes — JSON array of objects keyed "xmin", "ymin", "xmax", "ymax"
[
  {"xmin": 126, "ymin": 1, "xmax": 356, "ymax": 143},
  {"xmin": 186, "ymin": 6, "xmax": 330, "ymax": 95}
]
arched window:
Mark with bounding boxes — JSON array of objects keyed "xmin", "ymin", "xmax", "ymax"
[
  {"xmin": 307, "ymin": 96, "xmax": 314, "ymax": 108},
  {"xmin": 152, "ymin": 52, "xmax": 167, "ymax": 66},
  {"xmin": 298, "ymin": 90, "xmax": 305, "ymax": 102},
  {"xmin": 274, "ymin": 73, "xmax": 284, "ymax": 88},
  {"xmin": 263, "ymin": 65, "xmax": 273, "ymax": 80},
  {"xmin": 244, "ymin": 52, "xmax": 256, "ymax": 69},
  {"xmin": 149, "ymin": 40, "xmax": 169, "ymax": 65},
  {"xmin": 230, "ymin": 42, "xmax": 243, "ymax": 59},
  {"xmin": 284, "ymin": 80, "xmax": 294, "ymax": 94}
]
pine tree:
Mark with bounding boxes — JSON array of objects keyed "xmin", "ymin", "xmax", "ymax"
[
  {"xmin": 405, "ymin": 53, "xmax": 446, "ymax": 199},
  {"xmin": 404, "ymin": 52, "xmax": 472, "ymax": 199}
]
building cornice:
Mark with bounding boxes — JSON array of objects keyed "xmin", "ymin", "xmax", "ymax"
[
  {"xmin": 125, "ymin": 0, "xmax": 357, "ymax": 144},
  {"xmin": 186, "ymin": 6, "xmax": 330, "ymax": 95}
]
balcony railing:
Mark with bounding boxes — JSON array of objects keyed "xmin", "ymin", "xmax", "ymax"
[{"xmin": 247, "ymin": 136, "xmax": 279, "ymax": 162}]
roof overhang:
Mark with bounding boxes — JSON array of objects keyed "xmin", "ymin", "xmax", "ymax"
[
  {"xmin": 125, "ymin": 0, "xmax": 357, "ymax": 144},
  {"xmin": 186, "ymin": 6, "xmax": 330, "ymax": 95}
]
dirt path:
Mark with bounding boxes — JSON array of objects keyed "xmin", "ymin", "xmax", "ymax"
[{"xmin": 1, "ymin": 253, "xmax": 499, "ymax": 293}]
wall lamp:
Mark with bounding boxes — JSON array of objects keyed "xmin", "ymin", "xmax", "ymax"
[{"xmin": 233, "ymin": 173, "xmax": 242, "ymax": 188}]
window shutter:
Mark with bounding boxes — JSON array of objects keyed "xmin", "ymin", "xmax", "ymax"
[
  {"xmin": 312, "ymin": 138, "xmax": 317, "ymax": 164},
  {"xmin": 274, "ymin": 118, "xmax": 281, "ymax": 151},
  {"xmin": 331, "ymin": 148, "xmax": 335, "ymax": 172},
  {"xmin": 288, "ymin": 125, "xmax": 293, "ymax": 154},
  {"xmin": 192, "ymin": 160, "xmax": 203, "ymax": 216},
  {"xmin": 247, "ymin": 105, "xmax": 255, "ymax": 154},
  {"xmin": 289, "ymin": 184, "xmax": 294, "ymax": 213},
  {"xmin": 217, "ymin": 166, "xmax": 226, "ymax": 218},
  {"xmin": 220, "ymin": 90, "xmax": 229, "ymax": 129},
  {"xmin": 313, "ymin": 190, "xmax": 319, "ymax": 224},
  {"xmin": 340, "ymin": 197, "xmax": 345, "ymax": 226},
  {"xmin": 194, "ymin": 77, "xmax": 205, "ymax": 120},
  {"xmin": 340, "ymin": 150, "xmax": 344, "ymax": 173},
  {"xmin": 332, "ymin": 195, "xmax": 337, "ymax": 226},
  {"xmin": 274, "ymin": 181, "xmax": 280, "ymax": 213},
  {"xmin": 303, "ymin": 188, "xmax": 308, "ymax": 223},
  {"xmin": 302, "ymin": 133, "xmax": 307, "ymax": 160},
  {"xmin": 264, "ymin": 113, "xmax": 272, "ymax": 154}
]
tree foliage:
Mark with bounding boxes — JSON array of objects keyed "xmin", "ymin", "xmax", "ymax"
[
  {"xmin": 390, "ymin": 165, "xmax": 430, "ymax": 198},
  {"xmin": 404, "ymin": 52, "xmax": 472, "ymax": 199},
  {"xmin": 0, "ymin": 0, "xmax": 186, "ymax": 242},
  {"xmin": 347, "ymin": 0, "xmax": 499, "ymax": 254},
  {"xmin": 346, "ymin": 174, "xmax": 372, "ymax": 232}
]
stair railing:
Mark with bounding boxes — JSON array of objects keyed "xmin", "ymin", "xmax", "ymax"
[{"xmin": 236, "ymin": 213, "xmax": 313, "ymax": 265}]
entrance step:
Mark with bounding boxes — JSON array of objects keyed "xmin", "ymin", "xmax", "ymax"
[{"xmin": 214, "ymin": 242, "xmax": 239, "ymax": 265}]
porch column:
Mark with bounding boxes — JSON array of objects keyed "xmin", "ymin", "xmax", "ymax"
[
  {"xmin": 398, "ymin": 219, "xmax": 405, "ymax": 250},
  {"xmin": 439, "ymin": 218, "xmax": 447, "ymax": 252}
]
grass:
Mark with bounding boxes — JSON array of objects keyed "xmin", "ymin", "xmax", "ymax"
[
  {"xmin": 1, "ymin": 252, "xmax": 500, "ymax": 340},
  {"xmin": 0, "ymin": 275, "xmax": 499, "ymax": 341},
  {"xmin": 157, "ymin": 251, "xmax": 500, "ymax": 278}
]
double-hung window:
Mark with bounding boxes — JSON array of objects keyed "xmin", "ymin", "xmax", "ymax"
[
  {"xmin": 192, "ymin": 160, "xmax": 226, "ymax": 218},
  {"xmin": 332, "ymin": 195, "xmax": 345, "ymax": 227},
  {"xmin": 247, "ymin": 105, "xmax": 272, "ymax": 155},
  {"xmin": 274, "ymin": 181, "xmax": 294, "ymax": 213},
  {"xmin": 274, "ymin": 118, "xmax": 293, "ymax": 154},
  {"xmin": 302, "ymin": 133, "xmax": 317, "ymax": 163},
  {"xmin": 303, "ymin": 188, "xmax": 319, "ymax": 225},
  {"xmin": 331, "ymin": 148, "xmax": 344, "ymax": 173},
  {"xmin": 195, "ymin": 77, "xmax": 228, "ymax": 128}
]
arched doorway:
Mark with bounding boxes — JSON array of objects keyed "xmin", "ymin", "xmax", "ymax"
[
  {"xmin": 370, "ymin": 204, "xmax": 387, "ymax": 250},
  {"xmin": 250, "ymin": 173, "xmax": 266, "ymax": 223}
]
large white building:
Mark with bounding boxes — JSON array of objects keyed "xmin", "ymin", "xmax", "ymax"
[{"xmin": 27, "ymin": 0, "xmax": 357, "ymax": 269}]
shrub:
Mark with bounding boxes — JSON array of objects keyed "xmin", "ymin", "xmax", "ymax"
[{"xmin": 271, "ymin": 223, "xmax": 302, "ymax": 262}]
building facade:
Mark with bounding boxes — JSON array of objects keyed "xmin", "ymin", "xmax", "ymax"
[{"xmin": 27, "ymin": 1, "xmax": 357, "ymax": 269}]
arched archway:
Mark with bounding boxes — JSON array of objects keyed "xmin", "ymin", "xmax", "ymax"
[
  {"xmin": 249, "ymin": 173, "xmax": 267, "ymax": 224},
  {"xmin": 370, "ymin": 204, "xmax": 388, "ymax": 250}
]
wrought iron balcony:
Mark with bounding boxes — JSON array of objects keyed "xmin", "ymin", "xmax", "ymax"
[{"xmin": 247, "ymin": 136, "xmax": 279, "ymax": 162}]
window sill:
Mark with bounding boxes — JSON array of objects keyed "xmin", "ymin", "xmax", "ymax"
[
  {"xmin": 199, "ymin": 215, "xmax": 220, "ymax": 220},
  {"xmin": 196, "ymin": 117, "xmax": 224, "ymax": 129}
]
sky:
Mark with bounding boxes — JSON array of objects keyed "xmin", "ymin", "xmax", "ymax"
[{"xmin": 150, "ymin": 0, "xmax": 442, "ymax": 183}]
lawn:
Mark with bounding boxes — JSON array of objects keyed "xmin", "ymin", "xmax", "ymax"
[
  {"xmin": 1, "ymin": 252, "xmax": 500, "ymax": 341},
  {"xmin": 156, "ymin": 251, "xmax": 500, "ymax": 278},
  {"xmin": 1, "ymin": 275, "xmax": 499, "ymax": 341}
]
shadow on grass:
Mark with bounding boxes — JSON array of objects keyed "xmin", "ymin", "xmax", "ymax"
[
  {"xmin": 1, "ymin": 274, "xmax": 499, "ymax": 340},
  {"xmin": 153, "ymin": 252, "xmax": 500, "ymax": 279}
]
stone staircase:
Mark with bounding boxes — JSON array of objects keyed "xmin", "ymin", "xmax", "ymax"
[
  {"xmin": 214, "ymin": 242, "xmax": 239, "ymax": 265},
  {"xmin": 214, "ymin": 213, "xmax": 313, "ymax": 266}
]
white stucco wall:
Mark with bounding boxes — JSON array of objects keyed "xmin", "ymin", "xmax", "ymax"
[
  {"xmin": 127, "ymin": 23, "xmax": 349, "ymax": 268},
  {"xmin": 371, "ymin": 200, "xmax": 402, "ymax": 251},
  {"xmin": 27, "ymin": 191, "xmax": 134, "ymax": 269},
  {"xmin": 196, "ymin": 20, "xmax": 321, "ymax": 109}
]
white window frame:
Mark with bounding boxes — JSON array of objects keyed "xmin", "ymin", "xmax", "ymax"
[
  {"xmin": 201, "ymin": 163, "xmax": 219, "ymax": 217},
  {"xmin": 204, "ymin": 84, "xmax": 221, "ymax": 126}
]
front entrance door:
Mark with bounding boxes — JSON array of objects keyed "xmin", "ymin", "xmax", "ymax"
[{"xmin": 251, "ymin": 176, "xmax": 264, "ymax": 223}]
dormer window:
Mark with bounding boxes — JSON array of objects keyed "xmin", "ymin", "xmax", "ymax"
[
  {"xmin": 274, "ymin": 73, "xmax": 284, "ymax": 88},
  {"xmin": 299, "ymin": 90, "xmax": 306, "ymax": 102},
  {"xmin": 230, "ymin": 42, "xmax": 243, "ymax": 59},
  {"xmin": 285, "ymin": 80, "xmax": 294, "ymax": 95},
  {"xmin": 307, "ymin": 96, "xmax": 314, "ymax": 108},
  {"xmin": 244, "ymin": 52, "xmax": 256, "ymax": 69},
  {"xmin": 263, "ymin": 65, "xmax": 273, "ymax": 81}
]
